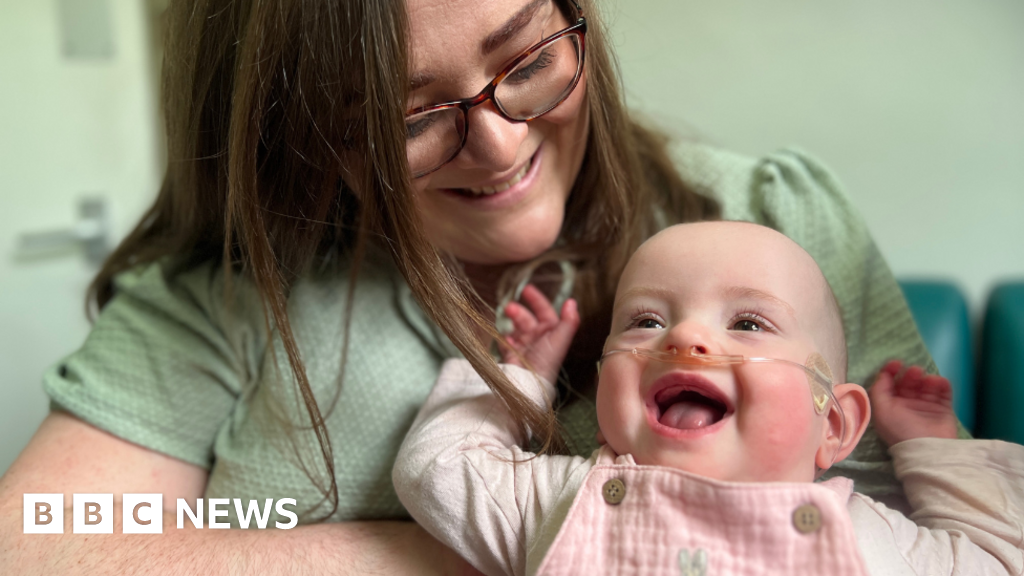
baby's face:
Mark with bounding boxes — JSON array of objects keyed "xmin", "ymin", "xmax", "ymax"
[{"xmin": 597, "ymin": 222, "xmax": 840, "ymax": 482}]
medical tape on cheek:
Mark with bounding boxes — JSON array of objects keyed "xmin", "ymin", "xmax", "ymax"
[{"xmin": 804, "ymin": 352, "xmax": 834, "ymax": 416}]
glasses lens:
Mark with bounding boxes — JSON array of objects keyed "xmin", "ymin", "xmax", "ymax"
[
  {"xmin": 405, "ymin": 107, "xmax": 465, "ymax": 177},
  {"xmin": 495, "ymin": 33, "xmax": 582, "ymax": 120}
]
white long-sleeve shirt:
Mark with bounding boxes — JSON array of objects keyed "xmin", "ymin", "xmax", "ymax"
[{"xmin": 394, "ymin": 359, "xmax": 1024, "ymax": 576}]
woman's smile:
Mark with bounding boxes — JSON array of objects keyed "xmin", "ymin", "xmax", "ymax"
[{"xmin": 438, "ymin": 146, "xmax": 542, "ymax": 210}]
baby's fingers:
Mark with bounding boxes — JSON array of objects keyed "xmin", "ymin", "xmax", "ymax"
[
  {"xmin": 920, "ymin": 374, "xmax": 954, "ymax": 408},
  {"xmin": 869, "ymin": 365, "xmax": 897, "ymax": 403},
  {"xmin": 894, "ymin": 365, "xmax": 926, "ymax": 398},
  {"xmin": 555, "ymin": 298, "xmax": 580, "ymax": 335},
  {"xmin": 880, "ymin": 359, "xmax": 903, "ymax": 378},
  {"xmin": 520, "ymin": 284, "xmax": 560, "ymax": 329},
  {"xmin": 540, "ymin": 298, "xmax": 580, "ymax": 364},
  {"xmin": 504, "ymin": 301, "xmax": 539, "ymax": 341}
]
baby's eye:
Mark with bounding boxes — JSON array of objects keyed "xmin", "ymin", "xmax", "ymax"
[
  {"xmin": 732, "ymin": 319, "xmax": 762, "ymax": 332},
  {"xmin": 626, "ymin": 311, "xmax": 666, "ymax": 331},
  {"xmin": 636, "ymin": 318, "xmax": 664, "ymax": 329},
  {"xmin": 729, "ymin": 313, "xmax": 777, "ymax": 333}
]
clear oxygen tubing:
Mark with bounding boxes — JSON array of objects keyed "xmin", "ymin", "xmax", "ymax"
[{"xmin": 599, "ymin": 347, "xmax": 847, "ymax": 468}]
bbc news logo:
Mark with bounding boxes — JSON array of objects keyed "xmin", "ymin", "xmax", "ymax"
[{"xmin": 24, "ymin": 494, "xmax": 298, "ymax": 534}]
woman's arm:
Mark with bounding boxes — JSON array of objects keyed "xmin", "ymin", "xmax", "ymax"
[{"xmin": 0, "ymin": 412, "xmax": 476, "ymax": 576}]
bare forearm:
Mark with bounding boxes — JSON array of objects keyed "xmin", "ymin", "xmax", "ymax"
[
  {"xmin": 1, "ymin": 511, "xmax": 467, "ymax": 576},
  {"xmin": 1, "ymin": 415, "xmax": 475, "ymax": 574}
]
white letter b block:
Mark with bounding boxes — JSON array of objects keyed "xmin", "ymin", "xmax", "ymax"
[
  {"xmin": 73, "ymin": 493, "xmax": 113, "ymax": 534},
  {"xmin": 23, "ymin": 494, "xmax": 64, "ymax": 534}
]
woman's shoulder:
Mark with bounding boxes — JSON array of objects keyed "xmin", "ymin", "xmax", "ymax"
[
  {"xmin": 668, "ymin": 141, "xmax": 873, "ymax": 274},
  {"xmin": 106, "ymin": 259, "xmax": 260, "ymax": 333},
  {"xmin": 105, "ymin": 249, "xmax": 412, "ymax": 332},
  {"xmin": 669, "ymin": 141, "xmax": 855, "ymax": 225},
  {"xmin": 102, "ymin": 248, "xmax": 456, "ymax": 359}
]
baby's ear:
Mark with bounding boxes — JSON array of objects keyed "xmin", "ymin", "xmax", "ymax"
[{"xmin": 815, "ymin": 384, "xmax": 871, "ymax": 471}]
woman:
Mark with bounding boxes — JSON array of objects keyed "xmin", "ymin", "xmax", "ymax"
[{"xmin": 0, "ymin": 0, "xmax": 941, "ymax": 572}]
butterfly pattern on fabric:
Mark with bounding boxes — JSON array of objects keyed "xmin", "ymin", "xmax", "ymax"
[{"xmin": 678, "ymin": 548, "xmax": 708, "ymax": 576}]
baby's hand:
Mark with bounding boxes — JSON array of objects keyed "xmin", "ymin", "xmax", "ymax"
[
  {"xmin": 869, "ymin": 360, "xmax": 959, "ymax": 446},
  {"xmin": 500, "ymin": 284, "xmax": 579, "ymax": 386}
]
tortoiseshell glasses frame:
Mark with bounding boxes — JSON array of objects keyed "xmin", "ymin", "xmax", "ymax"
[{"xmin": 405, "ymin": 0, "xmax": 587, "ymax": 178}]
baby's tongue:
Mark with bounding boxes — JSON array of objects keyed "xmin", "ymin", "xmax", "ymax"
[{"xmin": 660, "ymin": 400, "xmax": 718, "ymax": 430}]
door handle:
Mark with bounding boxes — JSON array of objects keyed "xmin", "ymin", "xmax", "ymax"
[{"xmin": 16, "ymin": 197, "xmax": 111, "ymax": 266}]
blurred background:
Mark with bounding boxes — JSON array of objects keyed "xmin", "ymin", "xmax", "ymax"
[{"xmin": 1, "ymin": 0, "xmax": 1022, "ymax": 474}]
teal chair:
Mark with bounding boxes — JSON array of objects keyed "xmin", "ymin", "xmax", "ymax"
[
  {"xmin": 898, "ymin": 281, "xmax": 975, "ymax": 432},
  {"xmin": 976, "ymin": 283, "xmax": 1024, "ymax": 444}
]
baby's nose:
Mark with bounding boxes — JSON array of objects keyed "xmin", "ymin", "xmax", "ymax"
[
  {"xmin": 663, "ymin": 320, "xmax": 716, "ymax": 357},
  {"xmin": 668, "ymin": 344, "xmax": 708, "ymax": 356}
]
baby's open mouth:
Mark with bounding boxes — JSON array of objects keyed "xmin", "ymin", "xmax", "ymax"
[{"xmin": 654, "ymin": 388, "xmax": 727, "ymax": 430}]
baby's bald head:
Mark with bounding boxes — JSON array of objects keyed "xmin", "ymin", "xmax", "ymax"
[{"xmin": 619, "ymin": 221, "xmax": 847, "ymax": 382}]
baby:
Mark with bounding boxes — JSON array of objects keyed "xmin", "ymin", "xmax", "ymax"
[{"xmin": 393, "ymin": 222, "xmax": 1024, "ymax": 576}]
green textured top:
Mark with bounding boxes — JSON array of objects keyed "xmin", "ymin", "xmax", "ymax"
[{"xmin": 44, "ymin": 144, "xmax": 953, "ymax": 525}]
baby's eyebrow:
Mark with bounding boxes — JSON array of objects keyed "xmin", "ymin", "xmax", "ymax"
[
  {"xmin": 614, "ymin": 285, "xmax": 675, "ymax": 308},
  {"xmin": 724, "ymin": 286, "xmax": 796, "ymax": 318}
]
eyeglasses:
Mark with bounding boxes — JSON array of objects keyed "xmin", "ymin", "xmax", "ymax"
[{"xmin": 404, "ymin": 2, "xmax": 587, "ymax": 178}]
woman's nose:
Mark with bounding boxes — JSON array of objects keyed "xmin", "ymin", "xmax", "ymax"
[{"xmin": 454, "ymin": 101, "xmax": 528, "ymax": 172}]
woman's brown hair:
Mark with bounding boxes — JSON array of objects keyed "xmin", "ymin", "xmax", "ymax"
[{"xmin": 89, "ymin": 0, "xmax": 717, "ymax": 521}]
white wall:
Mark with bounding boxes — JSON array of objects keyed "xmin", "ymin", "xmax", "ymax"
[
  {"xmin": 0, "ymin": 0, "xmax": 161, "ymax": 474},
  {"xmin": 604, "ymin": 0, "xmax": 1024, "ymax": 313}
]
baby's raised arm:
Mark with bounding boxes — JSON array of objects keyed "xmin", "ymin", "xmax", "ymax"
[
  {"xmin": 859, "ymin": 362, "xmax": 1024, "ymax": 575},
  {"xmin": 868, "ymin": 360, "xmax": 959, "ymax": 445},
  {"xmin": 499, "ymin": 285, "xmax": 579, "ymax": 386}
]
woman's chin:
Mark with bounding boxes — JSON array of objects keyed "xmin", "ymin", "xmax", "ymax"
[
  {"xmin": 458, "ymin": 233, "xmax": 562, "ymax": 266},
  {"xmin": 448, "ymin": 217, "xmax": 564, "ymax": 266}
]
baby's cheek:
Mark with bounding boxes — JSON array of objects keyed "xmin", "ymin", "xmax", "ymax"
[
  {"xmin": 752, "ymin": 420, "xmax": 814, "ymax": 477},
  {"xmin": 746, "ymin": 391, "xmax": 821, "ymax": 479},
  {"xmin": 595, "ymin": 368, "xmax": 637, "ymax": 453}
]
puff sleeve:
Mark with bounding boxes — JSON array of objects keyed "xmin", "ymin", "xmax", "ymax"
[{"xmin": 43, "ymin": 262, "xmax": 263, "ymax": 469}]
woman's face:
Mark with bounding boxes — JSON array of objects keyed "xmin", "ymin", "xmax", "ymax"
[{"xmin": 405, "ymin": 0, "xmax": 589, "ymax": 265}]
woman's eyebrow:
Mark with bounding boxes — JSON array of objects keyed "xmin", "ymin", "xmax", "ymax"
[
  {"xmin": 409, "ymin": 71, "xmax": 434, "ymax": 92},
  {"xmin": 481, "ymin": 0, "xmax": 550, "ymax": 56},
  {"xmin": 408, "ymin": 0, "xmax": 550, "ymax": 95}
]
